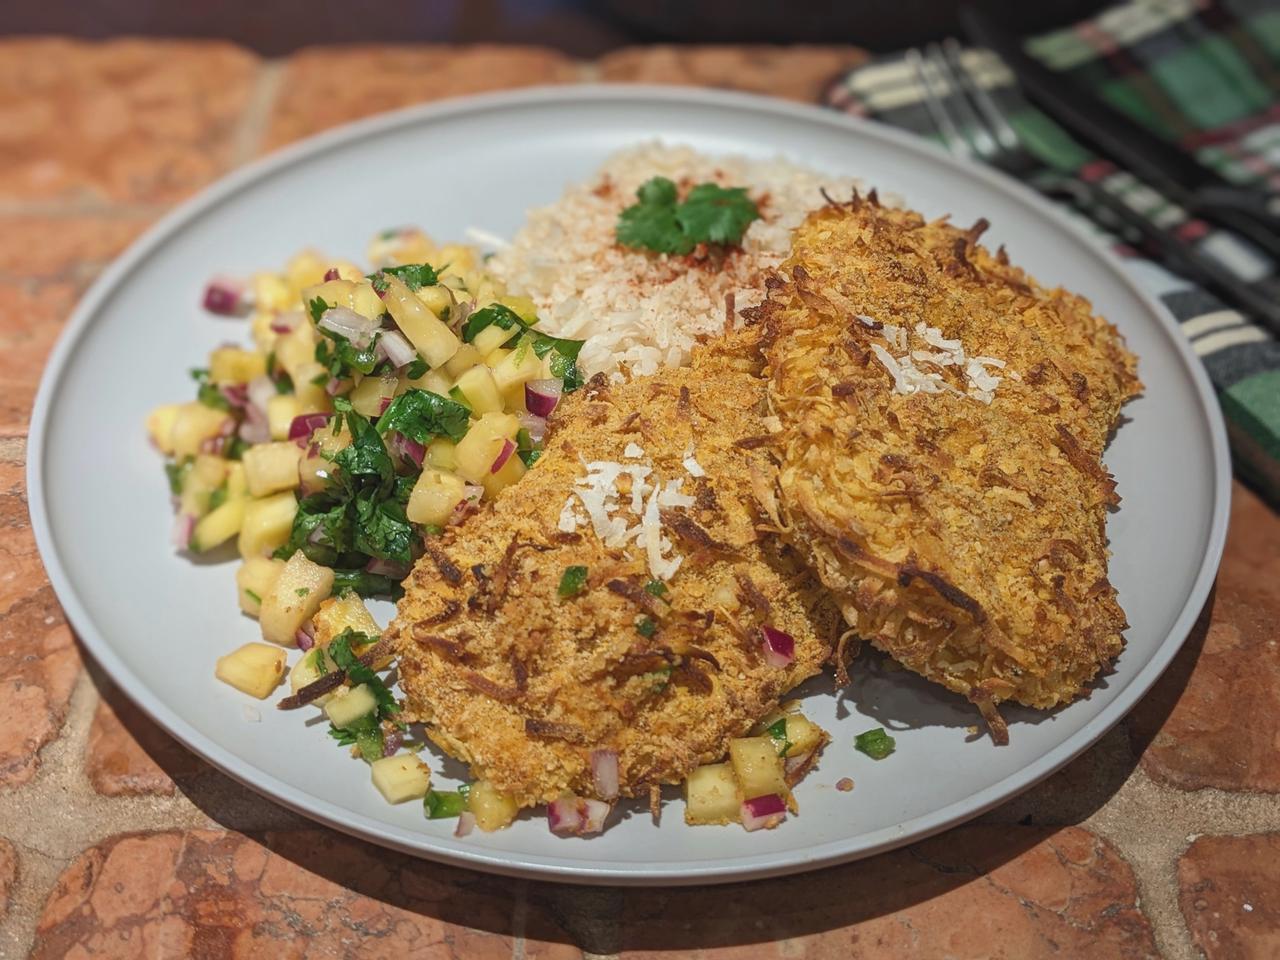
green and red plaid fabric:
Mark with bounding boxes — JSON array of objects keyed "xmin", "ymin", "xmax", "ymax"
[{"xmin": 825, "ymin": 0, "xmax": 1280, "ymax": 505}]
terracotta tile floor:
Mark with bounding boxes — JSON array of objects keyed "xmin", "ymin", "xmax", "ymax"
[{"xmin": 1, "ymin": 39, "xmax": 1277, "ymax": 960}]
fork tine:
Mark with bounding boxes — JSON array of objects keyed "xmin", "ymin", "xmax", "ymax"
[
  {"xmin": 906, "ymin": 47, "xmax": 972, "ymax": 161},
  {"xmin": 924, "ymin": 42, "xmax": 997, "ymax": 161},
  {"xmin": 942, "ymin": 38, "xmax": 1020, "ymax": 154}
]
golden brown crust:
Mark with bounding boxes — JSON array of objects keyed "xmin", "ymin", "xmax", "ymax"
[
  {"xmin": 760, "ymin": 198, "xmax": 1140, "ymax": 713},
  {"xmin": 390, "ymin": 330, "xmax": 837, "ymax": 807}
]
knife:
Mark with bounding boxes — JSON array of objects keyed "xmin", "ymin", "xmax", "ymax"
[{"xmin": 959, "ymin": 6, "xmax": 1280, "ymax": 260}]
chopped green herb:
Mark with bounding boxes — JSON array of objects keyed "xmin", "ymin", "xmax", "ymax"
[
  {"xmin": 329, "ymin": 629, "xmax": 399, "ymax": 721},
  {"xmin": 558, "ymin": 565, "xmax": 589, "ymax": 598},
  {"xmin": 377, "ymin": 389, "xmax": 471, "ymax": 446},
  {"xmin": 616, "ymin": 176, "xmax": 760, "ymax": 255},
  {"xmin": 515, "ymin": 427, "xmax": 542, "ymax": 469},
  {"xmin": 224, "ymin": 436, "xmax": 250, "ymax": 460},
  {"xmin": 854, "ymin": 727, "xmax": 896, "ymax": 760},
  {"xmin": 639, "ymin": 666, "xmax": 672, "ymax": 693},
  {"xmin": 309, "ymin": 297, "xmax": 381, "ymax": 381},
  {"xmin": 461, "ymin": 303, "xmax": 531, "ymax": 343},
  {"xmin": 244, "ymin": 588, "xmax": 261, "ymax": 605},
  {"xmin": 636, "ymin": 616, "xmax": 657, "ymax": 638},
  {"xmin": 295, "ymin": 587, "xmax": 310, "ymax": 597},
  {"xmin": 644, "ymin": 579, "xmax": 668, "ymax": 597},
  {"xmin": 405, "ymin": 358, "xmax": 429, "ymax": 380},
  {"xmin": 190, "ymin": 368, "xmax": 231, "ymax": 411},
  {"xmin": 327, "ymin": 723, "xmax": 357, "ymax": 747},
  {"xmin": 368, "ymin": 263, "xmax": 438, "ymax": 292},
  {"xmin": 765, "ymin": 717, "xmax": 793, "ymax": 757},
  {"xmin": 448, "ymin": 385, "xmax": 471, "ymax": 410},
  {"xmin": 529, "ymin": 332, "xmax": 586, "ymax": 393},
  {"xmin": 423, "ymin": 789, "xmax": 469, "ymax": 819},
  {"xmin": 332, "ymin": 568, "xmax": 404, "ymax": 600},
  {"xmin": 165, "ymin": 458, "xmax": 193, "ymax": 496},
  {"xmin": 209, "ymin": 485, "xmax": 230, "ymax": 512}
]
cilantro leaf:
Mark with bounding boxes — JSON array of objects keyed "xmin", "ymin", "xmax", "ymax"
[
  {"xmin": 765, "ymin": 717, "xmax": 793, "ymax": 757},
  {"xmin": 332, "ymin": 568, "xmax": 405, "ymax": 600},
  {"xmin": 329, "ymin": 629, "xmax": 399, "ymax": 720},
  {"xmin": 352, "ymin": 490, "xmax": 414, "ymax": 565},
  {"xmin": 368, "ymin": 263, "xmax": 438, "ymax": 292},
  {"xmin": 675, "ymin": 183, "xmax": 760, "ymax": 246},
  {"xmin": 558, "ymin": 565, "xmax": 588, "ymax": 598},
  {"xmin": 376, "ymin": 389, "xmax": 471, "ymax": 445},
  {"xmin": 165, "ymin": 458, "xmax": 193, "ymax": 496},
  {"xmin": 332, "ymin": 398, "xmax": 394, "ymax": 489},
  {"xmin": 424, "ymin": 789, "xmax": 469, "ymax": 819},
  {"xmin": 461, "ymin": 303, "xmax": 530, "ymax": 343},
  {"xmin": 615, "ymin": 176, "xmax": 760, "ymax": 255},
  {"xmin": 328, "ymin": 723, "xmax": 357, "ymax": 747},
  {"xmin": 190, "ymin": 368, "xmax": 231, "ymax": 411},
  {"xmin": 405, "ymin": 358, "xmax": 429, "ymax": 380},
  {"xmin": 274, "ymin": 494, "xmax": 351, "ymax": 565}
]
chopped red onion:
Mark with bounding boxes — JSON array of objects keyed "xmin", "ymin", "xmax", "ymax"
[
  {"xmin": 382, "ymin": 728, "xmax": 404, "ymax": 756},
  {"xmin": 317, "ymin": 305, "xmax": 380, "ymax": 349},
  {"xmin": 378, "ymin": 395, "xmax": 393, "ymax": 415},
  {"xmin": 760, "ymin": 625, "xmax": 796, "ymax": 668},
  {"xmin": 548, "ymin": 795, "xmax": 610, "ymax": 836},
  {"xmin": 323, "ymin": 267, "xmax": 341, "ymax": 282},
  {"xmin": 247, "ymin": 375, "xmax": 276, "ymax": 415},
  {"xmin": 269, "ymin": 310, "xmax": 303, "ymax": 335},
  {"xmin": 295, "ymin": 624, "xmax": 315, "ymax": 651},
  {"xmin": 454, "ymin": 811, "xmax": 476, "ymax": 837},
  {"xmin": 325, "ymin": 377, "xmax": 344, "ymax": 396},
  {"xmin": 238, "ymin": 404, "xmax": 271, "ymax": 444},
  {"xmin": 288, "ymin": 413, "xmax": 330, "ymax": 444},
  {"xmin": 490, "ymin": 438, "xmax": 516, "ymax": 474},
  {"xmin": 524, "ymin": 379, "xmax": 562, "ymax": 418},
  {"xmin": 378, "ymin": 330, "xmax": 417, "ymax": 369},
  {"xmin": 517, "ymin": 412, "xmax": 547, "ymax": 444},
  {"xmin": 740, "ymin": 794, "xmax": 787, "ymax": 832},
  {"xmin": 202, "ymin": 276, "xmax": 250, "ymax": 316},
  {"xmin": 389, "ymin": 432, "xmax": 425, "ymax": 468},
  {"xmin": 590, "ymin": 750, "xmax": 619, "ymax": 801},
  {"xmin": 365, "ymin": 557, "xmax": 408, "ymax": 578},
  {"xmin": 171, "ymin": 513, "xmax": 195, "ymax": 551},
  {"xmin": 219, "ymin": 383, "xmax": 249, "ymax": 408}
]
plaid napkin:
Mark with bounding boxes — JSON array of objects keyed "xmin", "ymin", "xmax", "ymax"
[{"xmin": 824, "ymin": 0, "xmax": 1280, "ymax": 505}]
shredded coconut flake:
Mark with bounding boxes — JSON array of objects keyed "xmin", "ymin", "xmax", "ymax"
[
  {"xmin": 871, "ymin": 323, "xmax": 1012, "ymax": 402},
  {"xmin": 623, "ymin": 442, "xmax": 645, "ymax": 458}
]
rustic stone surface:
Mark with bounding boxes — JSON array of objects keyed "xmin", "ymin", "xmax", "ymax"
[
  {"xmin": 0, "ymin": 39, "xmax": 259, "ymax": 204},
  {"xmin": 527, "ymin": 826, "xmax": 1155, "ymax": 958},
  {"xmin": 264, "ymin": 45, "xmax": 578, "ymax": 149},
  {"xmin": 598, "ymin": 45, "xmax": 867, "ymax": 103},
  {"xmin": 0, "ymin": 458, "xmax": 81, "ymax": 788},
  {"xmin": 0, "ymin": 838, "xmax": 16, "ymax": 921},
  {"xmin": 30, "ymin": 828, "xmax": 576, "ymax": 959},
  {"xmin": 85, "ymin": 688, "xmax": 207, "ymax": 797},
  {"xmin": 1180, "ymin": 833, "xmax": 1280, "ymax": 959},
  {"xmin": 0, "ymin": 281, "xmax": 79, "ymax": 436},
  {"xmin": 0, "ymin": 216, "xmax": 151, "ymax": 280},
  {"xmin": 1131, "ymin": 482, "xmax": 1280, "ymax": 792}
]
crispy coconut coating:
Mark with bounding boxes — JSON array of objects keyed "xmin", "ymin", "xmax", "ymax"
[
  {"xmin": 389, "ymin": 330, "xmax": 837, "ymax": 808},
  {"xmin": 755, "ymin": 195, "xmax": 1140, "ymax": 738}
]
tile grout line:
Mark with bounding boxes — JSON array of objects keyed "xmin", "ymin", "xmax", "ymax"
[{"xmin": 231, "ymin": 58, "xmax": 286, "ymax": 164}]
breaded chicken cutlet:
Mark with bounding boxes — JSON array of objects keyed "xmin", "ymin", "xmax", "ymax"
[
  {"xmin": 754, "ymin": 194, "xmax": 1140, "ymax": 741},
  {"xmin": 388, "ymin": 329, "xmax": 837, "ymax": 809}
]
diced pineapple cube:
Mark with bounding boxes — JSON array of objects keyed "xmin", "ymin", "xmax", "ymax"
[
  {"xmin": 170, "ymin": 403, "xmax": 232, "ymax": 460},
  {"xmin": 312, "ymin": 423, "xmax": 352, "ymax": 459},
  {"xmin": 407, "ymin": 469, "xmax": 467, "ymax": 526},
  {"xmin": 312, "ymin": 593, "xmax": 381, "ymax": 647},
  {"xmin": 782, "ymin": 715, "xmax": 825, "ymax": 759},
  {"xmin": 729, "ymin": 737, "xmax": 789, "ymax": 801},
  {"xmin": 226, "ymin": 462, "xmax": 248, "ymax": 500},
  {"xmin": 371, "ymin": 754, "xmax": 432, "ymax": 804},
  {"xmin": 215, "ymin": 642, "xmax": 287, "ymax": 699},
  {"xmin": 251, "ymin": 310, "xmax": 281, "ymax": 355},
  {"xmin": 451, "ymin": 365, "xmax": 504, "ymax": 415},
  {"xmin": 237, "ymin": 491, "xmax": 298, "ymax": 558},
  {"xmin": 404, "ymin": 366, "xmax": 452, "ymax": 397},
  {"xmin": 382, "ymin": 274, "xmax": 460, "ymax": 368},
  {"xmin": 146, "ymin": 404, "xmax": 182, "ymax": 454},
  {"xmin": 348, "ymin": 372, "xmax": 399, "ymax": 418},
  {"xmin": 500, "ymin": 382, "xmax": 528, "ymax": 414},
  {"xmin": 192, "ymin": 454, "xmax": 230, "ymax": 489},
  {"xmin": 190, "ymin": 498, "xmax": 246, "ymax": 552},
  {"xmin": 483, "ymin": 347, "xmax": 510, "ymax": 370},
  {"xmin": 471, "ymin": 322, "xmax": 519, "ymax": 358},
  {"xmin": 445, "ymin": 343, "xmax": 483, "ymax": 379},
  {"xmin": 499, "ymin": 295, "xmax": 539, "ymax": 324},
  {"xmin": 424, "ymin": 438, "xmax": 458, "ymax": 471},
  {"xmin": 236, "ymin": 556, "xmax": 284, "ymax": 617},
  {"xmin": 684, "ymin": 763, "xmax": 742, "ymax": 825},
  {"xmin": 437, "ymin": 244, "xmax": 477, "ymax": 277},
  {"xmin": 482, "ymin": 451, "xmax": 525, "ymax": 499},
  {"xmin": 209, "ymin": 347, "xmax": 267, "ymax": 385},
  {"xmin": 292, "ymin": 361, "xmax": 332, "ymax": 411},
  {"xmin": 254, "ymin": 273, "xmax": 293, "ymax": 312},
  {"xmin": 274, "ymin": 323, "xmax": 318, "ymax": 381},
  {"xmin": 453, "ymin": 412, "xmax": 519, "ymax": 483},
  {"xmin": 490, "ymin": 343, "xmax": 543, "ymax": 392},
  {"xmin": 266, "ymin": 394, "xmax": 304, "ymax": 441},
  {"xmin": 301, "ymin": 278, "xmax": 356, "ymax": 311},
  {"xmin": 468, "ymin": 779, "xmax": 519, "ymax": 832},
  {"xmin": 259, "ymin": 550, "xmax": 335, "ymax": 646},
  {"xmin": 323, "ymin": 682, "xmax": 378, "ymax": 729},
  {"xmin": 285, "ymin": 250, "xmax": 329, "ymax": 294},
  {"xmin": 414, "ymin": 284, "xmax": 453, "ymax": 319},
  {"xmin": 350, "ymin": 281, "xmax": 385, "ymax": 321},
  {"xmin": 242, "ymin": 441, "xmax": 303, "ymax": 498}
]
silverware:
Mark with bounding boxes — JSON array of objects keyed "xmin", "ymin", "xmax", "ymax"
[{"xmin": 908, "ymin": 39, "xmax": 1280, "ymax": 333}]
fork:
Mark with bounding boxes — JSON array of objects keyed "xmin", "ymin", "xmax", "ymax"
[{"xmin": 909, "ymin": 38, "xmax": 1280, "ymax": 332}]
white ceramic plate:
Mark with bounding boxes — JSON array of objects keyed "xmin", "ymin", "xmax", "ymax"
[{"xmin": 28, "ymin": 86, "xmax": 1230, "ymax": 885}]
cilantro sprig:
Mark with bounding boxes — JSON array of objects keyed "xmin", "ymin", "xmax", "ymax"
[
  {"xmin": 368, "ymin": 263, "xmax": 438, "ymax": 293},
  {"xmin": 616, "ymin": 176, "xmax": 760, "ymax": 255}
]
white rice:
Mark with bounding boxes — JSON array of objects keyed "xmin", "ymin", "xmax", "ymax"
[{"xmin": 486, "ymin": 143, "xmax": 867, "ymax": 380}]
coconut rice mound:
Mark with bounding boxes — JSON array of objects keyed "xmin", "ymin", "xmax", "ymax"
[{"xmin": 484, "ymin": 143, "xmax": 868, "ymax": 381}]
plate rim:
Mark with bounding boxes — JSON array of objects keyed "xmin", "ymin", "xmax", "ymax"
[{"xmin": 27, "ymin": 83, "xmax": 1232, "ymax": 885}]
